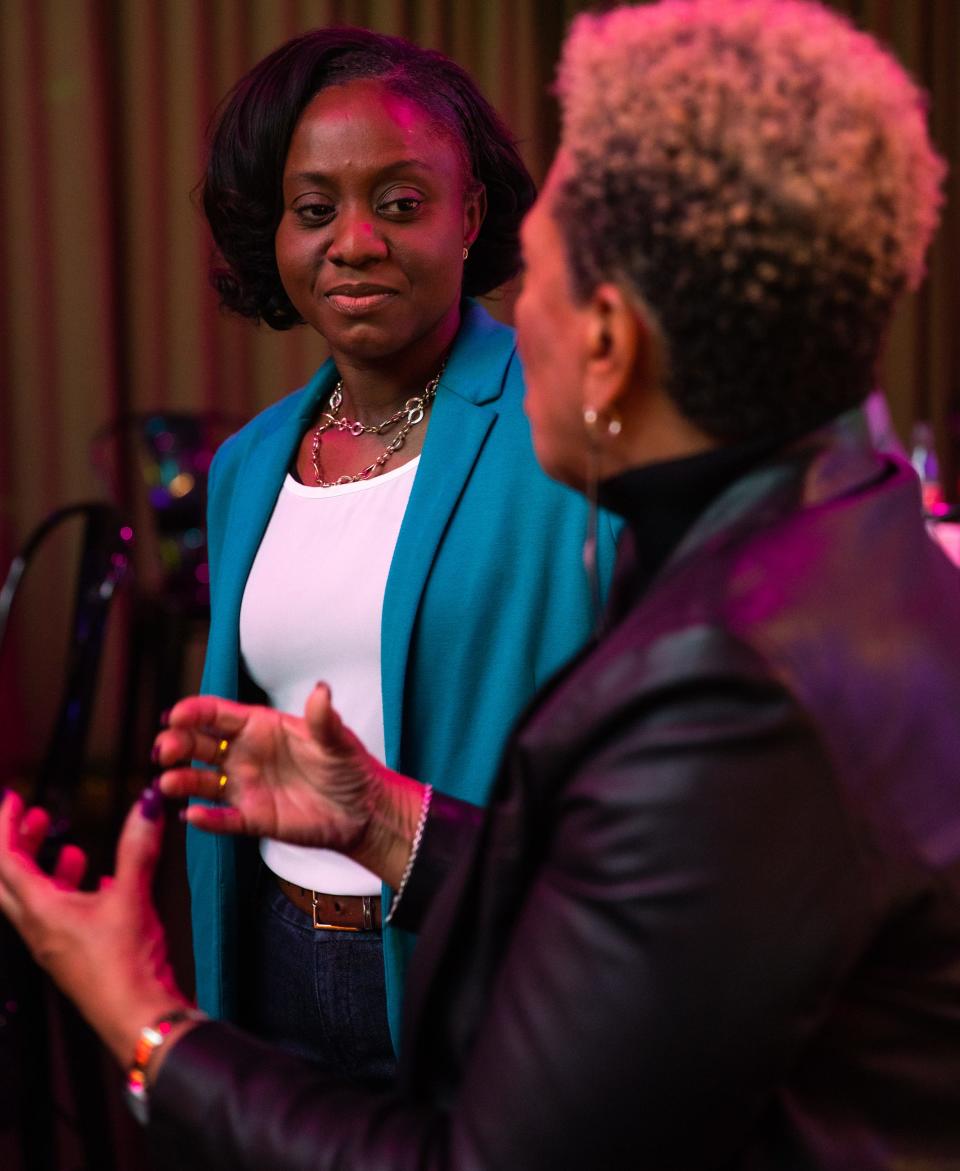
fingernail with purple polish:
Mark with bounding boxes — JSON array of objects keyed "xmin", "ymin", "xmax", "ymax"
[{"xmin": 139, "ymin": 784, "xmax": 165, "ymax": 822}]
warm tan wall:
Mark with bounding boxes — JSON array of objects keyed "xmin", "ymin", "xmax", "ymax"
[{"xmin": 0, "ymin": 0, "xmax": 957, "ymax": 767}]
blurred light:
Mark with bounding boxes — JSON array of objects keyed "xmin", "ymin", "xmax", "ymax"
[
  {"xmin": 169, "ymin": 472, "xmax": 195, "ymax": 498},
  {"xmin": 120, "ymin": 525, "xmax": 134, "ymax": 542},
  {"xmin": 159, "ymin": 539, "xmax": 181, "ymax": 568}
]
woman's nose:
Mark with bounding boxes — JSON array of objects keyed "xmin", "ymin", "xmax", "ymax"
[{"xmin": 327, "ymin": 210, "xmax": 388, "ymax": 267}]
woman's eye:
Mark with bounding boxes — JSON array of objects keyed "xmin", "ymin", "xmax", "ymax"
[
  {"xmin": 293, "ymin": 201, "xmax": 335, "ymax": 224},
  {"xmin": 379, "ymin": 195, "xmax": 423, "ymax": 217}
]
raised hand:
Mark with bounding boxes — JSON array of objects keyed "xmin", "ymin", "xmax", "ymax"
[
  {"xmin": 153, "ymin": 683, "xmax": 424, "ymax": 887},
  {"xmin": 0, "ymin": 789, "xmax": 189, "ymax": 1066}
]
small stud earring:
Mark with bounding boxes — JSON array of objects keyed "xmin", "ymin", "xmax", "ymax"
[
  {"xmin": 583, "ymin": 407, "xmax": 598, "ymax": 427},
  {"xmin": 462, "ymin": 246, "xmax": 469, "ymax": 261},
  {"xmin": 607, "ymin": 414, "xmax": 622, "ymax": 437}
]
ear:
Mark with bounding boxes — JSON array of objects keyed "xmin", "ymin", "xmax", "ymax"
[
  {"xmin": 463, "ymin": 183, "xmax": 487, "ymax": 250},
  {"xmin": 581, "ymin": 282, "xmax": 656, "ymax": 418}
]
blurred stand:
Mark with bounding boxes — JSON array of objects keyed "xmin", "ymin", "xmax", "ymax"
[
  {"xmin": 91, "ymin": 413, "xmax": 245, "ymax": 1023},
  {"xmin": 91, "ymin": 412, "xmax": 241, "ymax": 835},
  {"xmin": 0, "ymin": 412, "xmax": 240, "ymax": 1169},
  {"xmin": 0, "ymin": 503, "xmax": 132, "ymax": 1171}
]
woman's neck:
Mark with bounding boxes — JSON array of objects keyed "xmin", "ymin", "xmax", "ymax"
[{"xmin": 329, "ymin": 310, "xmax": 460, "ymax": 425}]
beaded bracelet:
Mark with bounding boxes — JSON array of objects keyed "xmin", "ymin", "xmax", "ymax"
[
  {"xmin": 125, "ymin": 1007, "xmax": 207, "ymax": 1124},
  {"xmin": 384, "ymin": 784, "xmax": 433, "ymax": 925}
]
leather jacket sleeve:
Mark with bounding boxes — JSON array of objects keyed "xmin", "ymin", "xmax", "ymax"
[
  {"xmin": 386, "ymin": 788, "xmax": 484, "ymax": 932},
  {"xmin": 150, "ymin": 658, "xmax": 872, "ymax": 1170}
]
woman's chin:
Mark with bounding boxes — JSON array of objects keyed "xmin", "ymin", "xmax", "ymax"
[
  {"xmin": 318, "ymin": 310, "xmax": 456, "ymax": 371},
  {"xmin": 533, "ymin": 443, "xmax": 587, "ymax": 494}
]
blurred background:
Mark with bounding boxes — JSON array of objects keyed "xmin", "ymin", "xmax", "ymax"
[
  {"xmin": 1, "ymin": 0, "xmax": 958, "ymax": 783},
  {"xmin": 0, "ymin": 1, "xmax": 957, "ymax": 1167}
]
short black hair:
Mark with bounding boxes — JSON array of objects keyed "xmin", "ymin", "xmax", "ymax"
[{"xmin": 203, "ymin": 27, "xmax": 536, "ymax": 330}]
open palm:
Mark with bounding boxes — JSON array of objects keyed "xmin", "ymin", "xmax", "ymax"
[{"xmin": 154, "ymin": 684, "xmax": 381, "ymax": 855}]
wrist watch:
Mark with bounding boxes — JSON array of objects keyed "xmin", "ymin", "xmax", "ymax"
[{"xmin": 125, "ymin": 1008, "xmax": 207, "ymax": 1124}]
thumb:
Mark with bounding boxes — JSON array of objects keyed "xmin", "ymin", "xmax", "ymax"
[
  {"xmin": 305, "ymin": 682, "xmax": 354, "ymax": 756},
  {"xmin": 114, "ymin": 786, "xmax": 166, "ymax": 892}
]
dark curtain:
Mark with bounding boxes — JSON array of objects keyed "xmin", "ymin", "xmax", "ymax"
[{"xmin": 1, "ymin": 0, "xmax": 957, "ymax": 768}]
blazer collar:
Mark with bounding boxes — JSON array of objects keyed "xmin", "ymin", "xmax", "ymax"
[{"xmin": 437, "ymin": 298, "xmax": 517, "ymax": 406}]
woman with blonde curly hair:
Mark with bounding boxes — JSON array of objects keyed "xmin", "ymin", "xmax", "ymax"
[{"xmin": 3, "ymin": 3, "xmax": 959, "ymax": 1169}]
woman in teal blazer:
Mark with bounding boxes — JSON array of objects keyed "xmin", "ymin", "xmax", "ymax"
[
  {"xmin": 187, "ymin": 27, "xmax": 619, "ymax": 1073},
  {"xmin": 191, "ymin": 298, "xmax": 618, "ymax": 1051}
]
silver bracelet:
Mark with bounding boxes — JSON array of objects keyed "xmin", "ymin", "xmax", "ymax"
[{"xmin": 384, "ymin": 784, "xmax": 433, "ymax": 925}]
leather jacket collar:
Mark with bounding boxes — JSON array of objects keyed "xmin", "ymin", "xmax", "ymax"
[{"xmin": 599, "ymin": 409, "xmax": 893, "ymax": 622}]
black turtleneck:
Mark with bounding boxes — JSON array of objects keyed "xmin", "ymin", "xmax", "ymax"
[{"xmin": 598, "ymin": 434, "xmax": 789, "ymax": 615}]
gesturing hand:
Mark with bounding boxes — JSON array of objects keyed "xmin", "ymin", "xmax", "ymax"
[
  {"xmin": 0, "ymin": 789, "xmax": 189, "ymax": 1067},
  {"xmin": 153, "ymin": 683, "xmax": 424, "ymax": 886}
]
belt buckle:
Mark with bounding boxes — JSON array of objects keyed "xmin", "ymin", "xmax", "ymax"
[{"xmin": 311, "ymin": 891, "xmax": 367, "ymax": 932}]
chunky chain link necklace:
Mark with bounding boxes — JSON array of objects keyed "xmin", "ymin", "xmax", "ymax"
[{"xmin": 311, "ymin": 362, "xmax": 444, "ymax": 487}]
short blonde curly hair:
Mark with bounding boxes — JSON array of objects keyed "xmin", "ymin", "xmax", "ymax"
[{"xmin": 554, "ymin": 0, "xmax": 946, "ymax": 441}]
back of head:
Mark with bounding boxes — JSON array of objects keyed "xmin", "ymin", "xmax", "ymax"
[
  {"xmin": 553, "ymin": 0, "xmax": 945, "ymax": 442},
  {"xmin": 204, "ymin": 26, "xmax": 535, "ymax": 329}
]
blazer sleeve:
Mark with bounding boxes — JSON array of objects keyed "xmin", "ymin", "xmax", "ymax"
[{"xmin": 150, "ymin": 639, "xmax": 873, "ymax": 1171}]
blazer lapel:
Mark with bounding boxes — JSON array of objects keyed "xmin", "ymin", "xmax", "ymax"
[
  {"xmin": 380, "ymin": 302, "xmax": 516, "ymax": 771},
  {"xmin": 380, "ymin": 388, "xmax": 495, "ymax": 769}
]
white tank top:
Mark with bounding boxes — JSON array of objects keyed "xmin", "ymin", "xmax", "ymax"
[{"xmin": 239, "ymin": 458, "xmax": 419, "ymax": 894}]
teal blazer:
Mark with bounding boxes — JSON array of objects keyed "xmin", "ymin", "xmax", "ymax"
[{"xmin": 187, "ymin": 302, "xmax": 620, "ymax": 1047}]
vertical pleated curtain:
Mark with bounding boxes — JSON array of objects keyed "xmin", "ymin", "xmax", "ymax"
[{"xmin": 0, "ymin": 0, "xmax": 958, "ymax": 768}]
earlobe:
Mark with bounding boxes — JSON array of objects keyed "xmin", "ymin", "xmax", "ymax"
[
  {"xmin": 464, "ymin": 183, "xmax": 487, "ymax": 249},
  {"xmin": 582, "ymin": 283, "xmax": 641, "ymax": 416}
]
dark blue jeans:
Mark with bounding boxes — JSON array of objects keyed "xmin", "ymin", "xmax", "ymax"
[{"xmin": 248, "ymin": 878, "xmax": 397, "ymax": 1086}]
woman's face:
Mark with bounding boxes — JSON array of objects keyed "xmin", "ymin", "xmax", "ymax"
[{"xmin": 275, "ymin": 79, "xmax": 483, "ymax": 368}]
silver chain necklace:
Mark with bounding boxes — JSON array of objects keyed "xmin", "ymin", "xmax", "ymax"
[{"xmin": 311, "ymin": 362, "xmax": 444, "ymax": 487}]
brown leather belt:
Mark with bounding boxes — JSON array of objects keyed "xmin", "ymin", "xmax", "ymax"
[{"xmin": 274, "ymin": 874, "xmax": 382, "ymax": 932}]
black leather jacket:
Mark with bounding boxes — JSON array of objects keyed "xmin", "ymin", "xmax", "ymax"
[{"xmin": 152, "ymin": 413, "xmax": 960, "ymax": 1169}]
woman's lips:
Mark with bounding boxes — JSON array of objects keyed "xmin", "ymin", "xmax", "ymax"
[{"xmin": 324, "ymin": 289, "xmax": 398, "ymax": 316}]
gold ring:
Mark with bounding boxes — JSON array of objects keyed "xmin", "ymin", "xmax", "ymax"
[
  {"xmin": 217, "ymin": 773, "xmax": 229, "ymax": 795},
  {"xmin": 213, "ymin": 737, "xmax": 230, "ymax": 764}
]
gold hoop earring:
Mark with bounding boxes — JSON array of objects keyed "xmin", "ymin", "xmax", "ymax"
[{"xmin": 462, "ymin": 246, "xmax": 469, "ymax": 261}]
